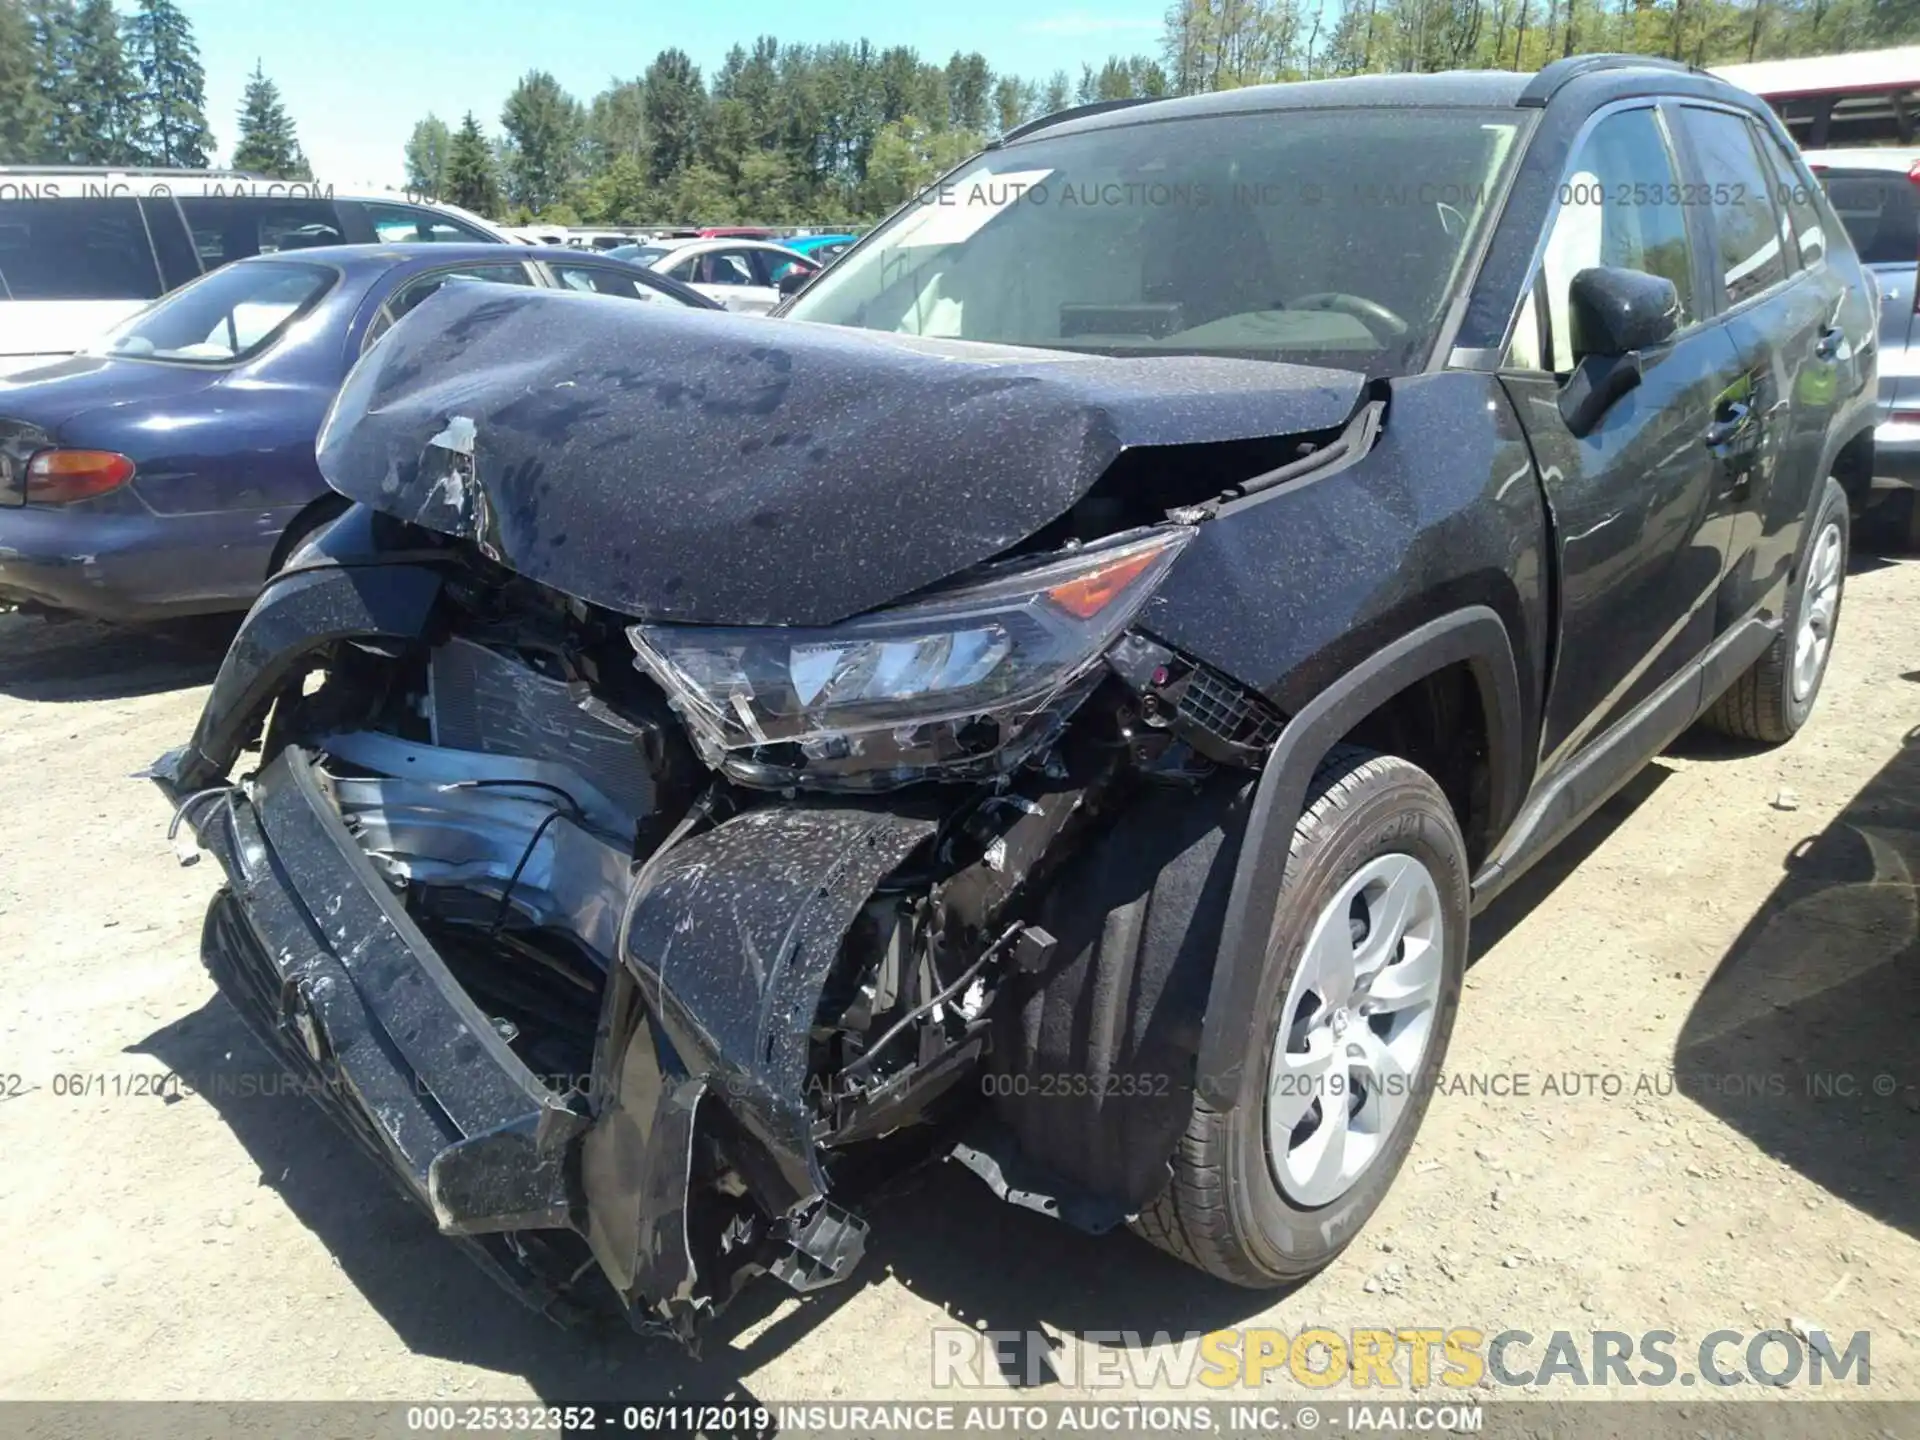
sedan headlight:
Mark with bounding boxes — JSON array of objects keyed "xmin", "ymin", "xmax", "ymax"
[{"xmin": 628, "ymin": 526, "xmax": 1194, "ymax": 786}]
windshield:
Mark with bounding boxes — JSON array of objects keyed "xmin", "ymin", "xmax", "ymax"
[
  {"xmin": 90, "ymin": 260, "xmax": 333, "ymax": 364},
  {"xmin": 786, "ymin": 107, "xmax": 1522, "ymax": 376},
  {"xmin": 610, "ymin": 244, "xmax": 672, "ymax": 265}
]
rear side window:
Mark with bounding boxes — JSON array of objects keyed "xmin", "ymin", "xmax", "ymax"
[
  {"xmin": 178, "ymin": 197, "xmax": 345, "ymax": 267},
  {"xmin": 0, "ymin": 197, "xmax": 162, "ymax": 301},
  {"xmin": 362, "ymin": 203, "xmax": 496, "ymax": 244},
  {"xmin": 364, "ymin": 262, "xmax": 533, "ymax": 347},
  {"xmin": 1816, "ymin": 168, "xmax": 1917, "ymax": 265},
  {"xmin": 90, "ymin": 260, "xmax": 333, "ymax": 363},
  {"xmin": 1679, "ymin": 107, "xmax": 1789, "ymax": 305},
  {"xmin": 1757, "ymin": 131, "xmax": 1828, "ymax": 267}
]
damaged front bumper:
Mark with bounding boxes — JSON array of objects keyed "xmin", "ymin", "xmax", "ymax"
[
  {"xmin": 151, "ymin": 559, "xmax": 949, "ymax": 1339},
  {"xmin": 166, "ymin": 739, "xmax": 911, "ymax": 1338}
]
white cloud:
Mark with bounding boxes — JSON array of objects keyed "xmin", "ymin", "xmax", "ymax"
[{"xmin": 1019, "ymin": 12, "xmax": 1161, "ymax": 36}]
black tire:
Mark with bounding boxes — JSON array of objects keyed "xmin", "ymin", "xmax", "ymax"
[
  {"xmin": 1700, "ymin": 476, "xmax": 1849, "ymax": 745},
  {"xmin": 1133, "ymin": 744, "xmax": 1468, "ymax": 1286}
]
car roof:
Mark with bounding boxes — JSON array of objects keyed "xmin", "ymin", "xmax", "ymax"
[
  {"xmin": 658, "ymin": 238, "xmax": 808, "ymax": 257},
  {"xmin": 1801, "ymin": 147, "xmax": 1920, "ymax": 170},
  {"xmin": 225, "ymin": 242, "xmax": 648, "ymax": 274},
  {"xmin": 1002, "ymin": 59, "xmax": 1757, "ymax": 148}
]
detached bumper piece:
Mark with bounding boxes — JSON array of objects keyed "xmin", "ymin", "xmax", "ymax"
[{"xmin": 182, "ymin": 745, "xmax": 598, "ymax": 1318}]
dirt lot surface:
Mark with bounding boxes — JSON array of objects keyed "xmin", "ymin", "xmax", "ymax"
[{"xmin": 1, "ymin": 522, "xmax": 1916, "ymax": 1410}]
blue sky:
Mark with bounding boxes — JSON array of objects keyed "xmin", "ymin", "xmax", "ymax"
[{"xmin": 180, "ymin": 0, "xmax": 1167, "ymax": 189}]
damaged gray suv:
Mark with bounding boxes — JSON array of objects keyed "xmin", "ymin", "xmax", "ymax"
[{"xmin": 154, "ymin": 56, "xmax": 1874, "ymax": 1341}]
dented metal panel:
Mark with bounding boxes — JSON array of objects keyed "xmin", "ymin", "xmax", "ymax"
[{"xmin": 314, "ymin": 284, "xmax": 1364, "ymax": 626}]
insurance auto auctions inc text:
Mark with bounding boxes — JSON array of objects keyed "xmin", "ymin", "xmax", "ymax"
[{"xmin": 932, "ymin": 1326, "xmax": 1870, "ymax": 1391}]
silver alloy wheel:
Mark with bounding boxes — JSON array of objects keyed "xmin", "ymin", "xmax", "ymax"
[
  {"xmin": 1267, "ymin": 853, "xmax": 1445, "ymax": 1207},
  {"xmin": 1792, "ymin": 521, "xmax": 1845, "ymax": 704}
]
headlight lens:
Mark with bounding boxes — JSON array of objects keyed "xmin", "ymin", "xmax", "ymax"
[{"xmin": 628, "ymin": 526, "xmax": 1194, "ymax": 784}]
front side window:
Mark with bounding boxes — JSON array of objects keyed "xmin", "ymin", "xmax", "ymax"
[
  {"xmin": 178, "ymin": 197, "xmax": 344, "ymax": 266},
  {"xmin": 1679, "ymin": 107, "xmax": 1788, "ymax": 306},
  {"xmin": 756, "ymin": 250, "xmax": 816, "ymax": 285},
  {"xmin": 1527, "ymin": 107, "xmax": 1698, "ymax": 374},
  {"xmin": 89, "ymin": 260, "xmax": 332, "ymax": 363},
  {"xmin": 784, "ymin": 108, "xmax": 1525, "ymax": 377},
  {"xmin": 0, "ymin": 198, "xmax": 162, "ymax": 301},
  {"xmin": 684, "ymin": 250, "xmax": 757, "ymax": 286},
  {"xmin": 365, "ymin": 203, "xmax": 495, "ymax": 244}
]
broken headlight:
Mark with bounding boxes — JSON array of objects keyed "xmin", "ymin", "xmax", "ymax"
[{"xmin": 628, "ymin": 526, "xmax": 1195, "ymax": 786}]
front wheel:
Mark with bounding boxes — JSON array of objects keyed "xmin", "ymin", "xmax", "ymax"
[
  {"xmin": 1700, "ymin": 476, "xmax": 1849, "ymax": 745},
  {"xmin": 1133, "ymin": 745, "xmax": 1468, "ymax": 1286}
]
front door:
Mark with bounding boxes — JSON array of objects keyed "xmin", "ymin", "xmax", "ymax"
[{"xmin": 1498, "ymin": 103, "xmax": 1753, "ymax": 773}]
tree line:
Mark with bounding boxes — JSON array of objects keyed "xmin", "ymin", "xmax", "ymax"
[
  {"xmin": 7, "ymin": 0, "xmax": 1920, "ymax": 222},
  {"xmin": 407, "ymin": 46, "xmax": 1175, "ymax": 227},
  {"xmin": 416, "ymin": 0, "xmax": 1920, "ymax": 226},
  {"xmin": 0, "ymin": 0, "xmax": 310, "ymax": 175}
]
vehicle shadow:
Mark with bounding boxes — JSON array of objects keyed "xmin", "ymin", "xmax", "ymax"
[
  {"xmin": 132, "ymin": 991, "xmax": 1271, "ymax": 1401},
  {"xmin": 0, "ymin": 610, "xmax": 236, "ymax": 701},
  {"xmin": 1672, "ymin": 724, "xmax": 1920, "ymax": 1241}
]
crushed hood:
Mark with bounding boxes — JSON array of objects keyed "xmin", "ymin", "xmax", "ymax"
[{"xmin": 316, "ymin": 284, "xmax": 1365, "ymax": 625}]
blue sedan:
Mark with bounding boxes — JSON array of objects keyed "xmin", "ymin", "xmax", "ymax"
[{"xmin": 0, "ymin": 244, "xmax": 717, "ymax": 621}]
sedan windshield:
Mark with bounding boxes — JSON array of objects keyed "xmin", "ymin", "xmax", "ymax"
[
  {"xmin": 785, "ymin": 107, "xmax": 1523, "ymax": 376},
  {"xmin": 90, "ymin": 260, "xmax": 334, "ymax": 364}
]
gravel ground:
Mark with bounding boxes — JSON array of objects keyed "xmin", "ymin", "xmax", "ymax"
[{"xmin": 0, "ymin": 516, "xmax": 1915, "ymax": 1408}]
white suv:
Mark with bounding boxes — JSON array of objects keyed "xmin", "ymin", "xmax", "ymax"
[{"xmin": 0, "ymin": 169, "xmax": 510, "ymax": 373}]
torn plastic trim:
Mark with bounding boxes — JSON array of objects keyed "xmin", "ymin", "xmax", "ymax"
[
  {"xmin": 152, "ymin": 560, "xmax": 446, "ymax": 794},
  {"xmin": 613, "ymin": 804, "xmax": 940, "ymax": 1215}
]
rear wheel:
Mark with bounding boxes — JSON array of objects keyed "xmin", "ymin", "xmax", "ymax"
[
  {"xmin": 1700, "ymin": 476, "xmax": 1848, "ymax": 745},
  {"xmin": 1134, "ymin": 745, "xmax": 1468, "ymax": 1285}
]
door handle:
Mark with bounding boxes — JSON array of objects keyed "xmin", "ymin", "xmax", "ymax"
[
  {"xmin": 1704, "ymin": 401, "xmax": 1751, "ymax": 449},
  {"xmin": 1814, "ymin": 325, "xmax": 1844, "ymax": 361}
]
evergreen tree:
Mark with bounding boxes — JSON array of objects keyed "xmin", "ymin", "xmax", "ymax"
[
  {"xmin": 230, "ymin": 61, "xmax": 309, "ymax": 179},
  {"xmin": 643, "ymin": 49, "xmax": 705, "ymax": 186},
  {"xmin": 123, "ymin": 0, "xmax": 213, "ymax": 167},
  {"xmin": 70, "ymin": 0, "xmax": 140, "ymax": 163},
  {"xmin": 444, "ymin": 111, "xmax": 501, "ymax": 217},
  {"xmin": 0, "ymin": 0, "xmax": 48, "ymax": 162},
  {"xmin": 499, "ymin": 70, "xmax": 580, "ymax": 215},
  {"xmin": 26, "ymin": 0, "xmax": 77, "ymax": 162},
  {"xmin": 404, "ymin": 114, "xmax": 452, "ymax": 198}
]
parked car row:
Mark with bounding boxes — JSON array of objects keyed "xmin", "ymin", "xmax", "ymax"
[
  {"xmin": 141, "ymin": 56, "xmax": 1875, "ymax": 1346},
  {"xmin": 0, "ymin": 245, "xmax": 715, "ymax": 620}
]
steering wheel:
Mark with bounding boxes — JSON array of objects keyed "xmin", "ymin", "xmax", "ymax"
[{"xmin": 1287, "ymin": 292, "xmax": 1412, "ymax": 343}]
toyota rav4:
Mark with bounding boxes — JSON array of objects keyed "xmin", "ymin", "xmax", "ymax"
[{"xmin": 153, "ymin": 56, "xmax": 1874, "ymax": 1341}]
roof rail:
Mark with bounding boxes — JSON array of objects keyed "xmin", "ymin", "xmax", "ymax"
[
  {"xmin": 1518, "ymin": 53, "xmax": 1696, "ymax": 107},
  {"xmin": 0, "ymin": 164, "xmax": 270, "ymax": 178},
  {"xmin": 997, "ymin": 96, "xmax": 1158, "ymax": 145}
]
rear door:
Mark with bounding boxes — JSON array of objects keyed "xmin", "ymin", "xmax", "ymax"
[
  {"xmin": 1810, "ymin": 164, "xmax": 1918, "ymax": 427},
  {"xmin": 669, "ymin": 247, "xmax": 777, "ymax": 312},
  {"xmin": 0, "ymin": 196, "xmax": 167, "ymax": 371},
  {"xmin": 1497, "ymin": 102, "xmax": 1752, "ymax": 772},
  {"xmin": 1669, "ymin": 103, "xmax": 1841, "ymax": 632},
  {"xmin": 176, "ymin": 196, "xmax": 347, "ymax": 268}
]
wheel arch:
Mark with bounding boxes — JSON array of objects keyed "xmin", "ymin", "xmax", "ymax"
[
  {"xmin": 1192, "ymin": 605, "xmax": 1524, "ymax": 1111},
  {"xmin": 266, "ymin": 490, "xmax": 352, "ymax": 578}
]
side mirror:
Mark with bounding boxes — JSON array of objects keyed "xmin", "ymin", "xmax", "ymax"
[
  {"xmin": 1558, "ymin": 267, "xmax": 1680, "ymax": 437},
  {"xmin": 1569, "ymin": 266, "xmax": 1680, "ymax": 360},
  {"xmin": 777, "ymin": 268, "xmax": 813, "ymax": 299}
]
